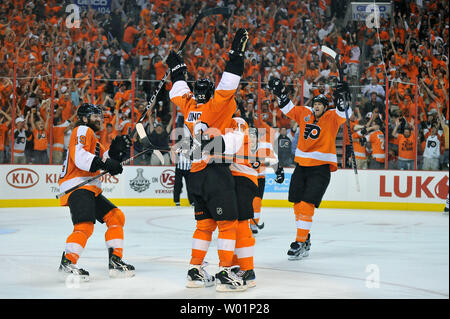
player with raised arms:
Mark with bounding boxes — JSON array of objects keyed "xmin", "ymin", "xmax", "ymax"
[
  {"xmin": 268, "ymin": 78, "xmax": 351, "ymax": 260},
  {"xmin": 168, "ymin": 28, "xmax": 250, "ymax": 292}
]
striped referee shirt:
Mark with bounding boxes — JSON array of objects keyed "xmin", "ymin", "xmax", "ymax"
[{"xmin": 176, "ymin": 152, "xmax": 192, "ymax": 170}]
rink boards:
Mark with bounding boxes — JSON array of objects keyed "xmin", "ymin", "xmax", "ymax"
[{"xmin": 0, "ymin": 165, "xmax": 448, "ymax": 211}]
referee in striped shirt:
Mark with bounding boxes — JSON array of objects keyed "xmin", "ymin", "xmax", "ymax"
[{"xmin": 173, "ymin": 145, "xmax": 194, "ymax": 207}]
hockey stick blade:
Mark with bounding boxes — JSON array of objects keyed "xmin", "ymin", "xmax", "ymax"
[
  {"xmin": 321, "ymin": 45, "xmax": 337, "ymax": 60},
  {"xmin": 135, "ymin": 122, "xmax": 165, "ymax": 165},
  {"xmin": 200, "ymin": 7, "xmax": 232, "ymax": 19}
]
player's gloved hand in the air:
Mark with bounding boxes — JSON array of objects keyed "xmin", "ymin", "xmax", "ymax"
[
  {"xmin": 226, "ymin": 28, "xmax": 248, "ymax": 76},
  {"xmin": 275, "ymin": 165, "xmax": 285, "ymax": 184},
  {"xmin": 166, "ymin": 50, "xmax": 187, "ymax": 83},
  {"xmin": 109, "ymin": 135, "xmax": 131, "ymax": 162},
  {"xmin": 229, "ymin": 28, "xmax": 249, "ymax": 57},
  {"xmin": 333, "ymin": 80, "xmax": 350, "ymax": 112},
  {"xmin": 268, "ymin": 77, "xmax": 290, "ymax": 108}
]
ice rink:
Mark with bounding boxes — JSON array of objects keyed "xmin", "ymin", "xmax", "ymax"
[{"xmin": 0, "ymin": 205, "xmax": 448, "ymax": 299}]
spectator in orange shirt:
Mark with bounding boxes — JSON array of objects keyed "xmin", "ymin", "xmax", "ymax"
[
  {"xmin": 0, "ymin": 108, "xmax": 12, "ymax": 163},
  {"xmin": 30, "ymin": 102, "xmax": 50, "ymax": 164},
  {"xmin": 122, "ymin": 21, "xmax": 142, "ymax": 53},
  {"xmin": 392, "ymin": 120, "xmax": 416, "ymax": 170}
]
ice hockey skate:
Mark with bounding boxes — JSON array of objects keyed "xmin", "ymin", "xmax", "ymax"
[
  {"xmin": 287, "ymin": 234, "xmax": 311, "ymax": 260},
  {"xmin": 186, "ymin": 262, "xmax": 215, "ymax": 288},
  {"xmin": 58, "ymin": 252, "xmax": 90, "ymax": 282},
  {"xmin": 108, "ymin": 248, "xmax": 135, "ymax": 278},
  {"xmin": 215, "ymin": 267, "xmax": 247, "ymax": 292},
  {"xmin": 232, "ymin": 267, "xmax": 256, "ymax": 288}
]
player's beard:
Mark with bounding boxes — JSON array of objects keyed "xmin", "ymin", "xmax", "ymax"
[{"xmin": 88, "ymin": 118, "xmax": 102, "ymax": 132}]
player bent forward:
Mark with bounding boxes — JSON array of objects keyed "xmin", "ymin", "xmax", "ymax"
[
  {"xmin": 268, "ymin": 78, "xmax": 351, "ymax": 260},
  {"xmin": 58, "ymin": 103, "xmax": 134, "ymax": 281}
]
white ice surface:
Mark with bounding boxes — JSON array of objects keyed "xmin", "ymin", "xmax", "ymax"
[{"xmin": 0, "ymin": 206, "xmax": 448, "ymax": 299}]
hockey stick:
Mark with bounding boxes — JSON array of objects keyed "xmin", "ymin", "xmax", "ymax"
[
  {"xmin": 128, "ymin": 7, "xmax": 232, "ymax": 140},
  {"xmin": 135, "ymin": 122, "xmax": 165, "ymax": 164},
  {"xmin": 55, "ymin": 147, "xmax": 153, "ymax": 199},
  {"xmin": 321, "ymin": 46, "xmax": 361, "ymax": 192}
]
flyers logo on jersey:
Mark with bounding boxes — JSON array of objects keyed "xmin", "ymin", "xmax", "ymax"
[
  {"xmin": 304, "ymin": 124, "xmax": 321, "ymax": 140},
  {"xmin": 186, "ymin": 112, "xmax": 202, "ymax": 123}
]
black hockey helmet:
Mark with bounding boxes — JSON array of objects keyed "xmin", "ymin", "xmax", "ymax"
[
  {"xmin": 312, "ymin": 94, "xmax": 329, "ymax": 109},
  {"xmin": 77, "ymin": 103, "xmax": 103, "ymax": 120},
  {"xmin": 193, "ymin": 79, "xmax": 215, "ymax": 104}
]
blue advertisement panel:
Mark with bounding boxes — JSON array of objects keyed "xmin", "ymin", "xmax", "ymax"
[
  {"xmin": 74, "ymin": 0, "xmax": 112, "ymax": 14},
  {"xmin": 264, "ymin": 173, "xmax": 291, "ymax": 193}
]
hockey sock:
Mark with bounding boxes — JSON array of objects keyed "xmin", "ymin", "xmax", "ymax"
[
  {"xmin": 235, "ymin": 220, "xmax": 255, "ymax": 271},
  {"xmin": 65, "ymin": 222, "xmax": 94, "ymax": 264},
  {"xmin": 294, "ymin": 201, "xmax": 315, "ymax": 242},
  {"xmin": 190, "ymin": 218, "xmax": 217, "ymax": 265},
  {"xmin": 103, "ymin": 208, "xmax": 125, "ymax": 258},
  {"xmin": 217, "ymin": 220, "xmax": 238, "ymax": 267},
  {"xmin": 251, "ymin": 197, "xmax": 262, "ymax": 225}
]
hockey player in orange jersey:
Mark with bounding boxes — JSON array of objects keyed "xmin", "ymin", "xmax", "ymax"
[
  {"xmin": 58, "ymin": 103, "xmax": 135, "ymax": 281},
  {"xmin": 268, "ymin": 78, "xmax": 351, "ymax": 260},
  {"xmin": 227, "ymin": 116, "xmax": 258, "ymax": 287},
  {"xmin": 168, "ymin": 28, "xmax": 249, "ymax": 291},
  {"xmin": 250, "ymin": 114, "xmax": 285, "ymax": 234}
]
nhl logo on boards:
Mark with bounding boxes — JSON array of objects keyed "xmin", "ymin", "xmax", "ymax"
[{"xmin": 129, "ymin": 168, "xmax": 150, "ymax": 193}]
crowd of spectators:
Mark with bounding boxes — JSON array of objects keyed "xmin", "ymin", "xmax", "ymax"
[{"xmin": 0, "ymin": 0, "xmax": 448, "ymax": 171}]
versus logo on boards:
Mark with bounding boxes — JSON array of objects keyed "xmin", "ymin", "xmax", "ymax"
[
  {"xmin": 6, "ymin": 168, "xmax": 40, "ymax": 189},
  {"xmin": 379, "ymin": 175, "xmax": 448, "ymax": 199},
  {"xmin": 160, "ymin": 169, "xmax": 175, "ymax": 189},
  {"xmin": 155, "ymin": 169, "xmax": 175, "ymax": 194}
]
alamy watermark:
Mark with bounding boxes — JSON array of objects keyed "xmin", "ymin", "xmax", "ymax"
[
  {"xmin": 65, "ymin": 4, "xmax": 81, "ymax": 29},
  {"xmin": 365, "ymin": 264, "xmax": 380, "ymax": 288},
  {"xmin": 365, "ymin": 4, "xmax": 381, "ymax": 29}
]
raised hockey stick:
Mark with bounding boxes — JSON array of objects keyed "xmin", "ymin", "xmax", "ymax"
[
  {"xmin": 55, "ymin": 147, "xmax": 153, "ymax": 199},
  {"xmin": 321, "ymin": 45, "xmax": 361, "ymax": 192},
  {"xmin": 135, "ymin": 122, "xmax": 165, "ymax": 164},
  {"xmin": 128, "ymin": 6, "xmax": 232, "ymax": 140}
]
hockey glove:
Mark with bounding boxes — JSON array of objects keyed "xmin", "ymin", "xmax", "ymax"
[
  {"xmin": 89, "ymin": 156, "xmax": 123, "ymax": 175},
  {"xmin": 109, "ymin": 135, "xmax": 131, "ymax": 162},
  {"xmin": 333, "ymin": 80, "xmax": 350, "ymax": 112},
  {"xmin": 229, "ymin": 28, "xmax": 249, "ymax": 57},
  {"xmin": 268, "ymin": 77, "xmax": 290, "ymax": 108},
  {"xmin": 166, "ymin": 50, "xmax": 187, "ymax": 83},
  {"xmin": 275, "ymin": 165, "xmax": 285, "ymax": 184},
  {"xmin": 103, "ymin": 158, "xmax": 123, "ymax": 176},
  {"xmin": 225, "ymin": 28, "xmax": 249, "ymax": 76}
]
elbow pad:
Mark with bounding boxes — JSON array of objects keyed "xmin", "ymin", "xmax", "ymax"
[{"xmin": 224, "ymin": 55, "xmax": 245, "ymax": 77}]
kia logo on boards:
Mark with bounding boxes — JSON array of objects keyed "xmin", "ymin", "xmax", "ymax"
[{"xmin": 6, "ymin": 168, "xmax": 40, "ymax": 189}]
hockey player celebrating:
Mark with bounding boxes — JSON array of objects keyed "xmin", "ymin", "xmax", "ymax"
[
  {"xmin": 268, "ymin": 78, "xmax": 351, "ymax": 260},
  {"xmin": 251, "ymin": 114, "xmax": 284, "ymax": 233},
  {"xmin": 228, "ymin": 117, "xmax": 258, "ymax": 287},
  {"xmin": 168, "ymin": 28, "xmax": 249, "ymax": 291},
  {"xmin": 58, "ymin": 103, "xmax": 135, "ymax": 280}
]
